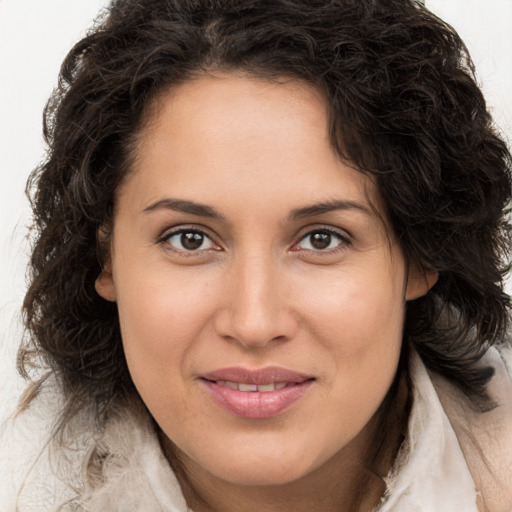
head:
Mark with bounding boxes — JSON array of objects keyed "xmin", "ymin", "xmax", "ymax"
[{"xmin": 21, "ymin": 0, "xmax": 511, "ymax": 498}]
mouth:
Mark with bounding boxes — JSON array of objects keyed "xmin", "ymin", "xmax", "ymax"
[{"xmin": 199, "ymin": 367, "xmax": 315, "ymax": 419}]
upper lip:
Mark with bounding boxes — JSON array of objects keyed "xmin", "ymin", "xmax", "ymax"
[{"xmin": 200, "ymin": 366, "xmax": 314, "ymax": 385}]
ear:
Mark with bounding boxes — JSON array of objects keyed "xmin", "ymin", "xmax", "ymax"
[
  {"xmin": 405, "ymin": 265, "xmax": 438, "ymax": 301},
  {"xmin": 95, "ymin": 256, "xmax": 117, "ymax": 302}
]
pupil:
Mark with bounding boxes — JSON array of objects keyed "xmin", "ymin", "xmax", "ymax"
[
  {"xmin": 181, "ymin": 232, "xmax": 203, "ymax": 250},
  {"xmin": 311, "ymin": 232, "xmax": 331, "ymax": 249}
]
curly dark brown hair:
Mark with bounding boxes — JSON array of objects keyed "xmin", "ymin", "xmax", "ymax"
[{"xmin": 20, "ymin": 0, "xmax": 511, "ymax": 434}]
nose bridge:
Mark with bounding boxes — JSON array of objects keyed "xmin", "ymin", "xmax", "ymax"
[
  {"xmin": 238, "ymin": 250, "xmax": 276, "ymax": 324},
  {"xmin": 217, "ymin": 248, "xmax": 297, "ymax": 347}
]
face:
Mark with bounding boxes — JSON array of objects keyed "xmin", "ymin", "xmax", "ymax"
[{"xmin": 96, "ymin": 74, "xmax": 434, "ymax": 488}]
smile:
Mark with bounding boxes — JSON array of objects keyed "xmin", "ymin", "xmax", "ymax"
[
  {"xmin": 200, "ymin": 367, "xmax": 315, "ymax": 419},
  {"xmin": 214, "ymin": 381, "xmax": 289, "ymax": 392}
]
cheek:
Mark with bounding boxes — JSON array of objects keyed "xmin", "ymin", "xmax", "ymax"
[
  {"xmin": 112, "ymin": 264, "xmax": 219, "ymax": 400},
  {"xmin": 299, "ymin": 268, "xmax": 405, "ymax": 430},
  {"xmin": 115, "ymin": 261, "xmax": 216, "ymax": 343},
  {"xmin": 298, "ymin": 263, "xmax": 406, "ymax": 354},
  {"xmin": 296, "ymin": 261, "xmax": 406, "ymax": 411}
]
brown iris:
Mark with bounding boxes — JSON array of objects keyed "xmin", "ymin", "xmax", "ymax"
[
  {"xmin": 309, "ymin": 231, "xmax": 332, "ymax": 250},
  {"xmin": 181, "ymin": 231, "xmax": 204, "ymax": 250}
]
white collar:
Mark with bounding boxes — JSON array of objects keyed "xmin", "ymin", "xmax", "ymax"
[{"xmin": 378, "ymin": 352, "xmax": 479, "ymax": 511}]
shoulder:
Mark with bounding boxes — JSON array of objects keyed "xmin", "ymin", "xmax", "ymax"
[
  {"xmin": 0, "ymin": 380, "xmax": 189, "ymax": 512},
  {"xmin": 0, "ymin": 378, "xmax": 84, "ymax": 511},
  {"xmin": 430, "ymin": 344, "xmax": 512, "ymax": 512},
  {"xmin": 380, "ymin": 352, "xmax": 480, "ymax": 512},
  {"xmin": 80, "ymin": 400, "xmax": 189, "ymax": 512},
  {"xmin": 380, "ymin": 345, "xmax": 512, "ymax": 512}
]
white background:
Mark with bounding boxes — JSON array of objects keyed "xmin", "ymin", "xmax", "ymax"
[{"xmin": 1, "ymin": 0, "xmax": 511, "ymax": 415}]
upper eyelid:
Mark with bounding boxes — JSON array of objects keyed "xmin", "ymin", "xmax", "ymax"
[
  {"xmin": 158, "ymin": 225, "xmax": 216, "ymax": 242},
  {"xmin": 295, "ymin": 225, "xmax": 352, "ymax": 242}
]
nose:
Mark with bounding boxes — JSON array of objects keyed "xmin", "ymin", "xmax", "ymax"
[{"xmin": 214, "ymin": 253, "xmax": 299, "ymax": 349}]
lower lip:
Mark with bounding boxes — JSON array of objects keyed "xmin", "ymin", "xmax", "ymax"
[{"xmin": 201, "ymin": 380, "xmax": 314, "ymax": 419}]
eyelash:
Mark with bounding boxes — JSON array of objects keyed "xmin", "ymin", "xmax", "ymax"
[
  {"xmin": 157, "ymin": 227, "xmax": 220, "ymax": 255},
  {"xmin": 157, "ymin": 226, "xmax": 351, "ymax": 255},
  {"xmin": 293, "ymin": 227, "xmax": 351, "ymax": 254}
]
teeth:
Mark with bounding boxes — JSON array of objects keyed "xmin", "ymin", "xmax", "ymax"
[
  {"xmin": 257, "ymin": 383, "xmax": 276, "ymax": 392},
  {"xmin": 216, "ymin": 381, "xmax": 289, "ymax": 392},
  {"xmin": 239, "ymin": 383, "xmax": 258, "ymax": 392},
  {"xmin": 220, "ymin": 380, "xmax": 239, "ymax": 390}
]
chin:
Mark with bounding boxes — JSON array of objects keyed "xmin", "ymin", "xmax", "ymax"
[
  {"xmin": 214, "ymin": 462, "xmax": 310, "ymax": 487},
  {"xmin": 198, "ymin": 442, "xmax": 323, "ymax": 487}
]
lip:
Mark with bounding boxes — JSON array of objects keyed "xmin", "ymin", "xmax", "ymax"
[{"xmin": 200, "ymin": 366, "xmax": 315, "ymax": 419}]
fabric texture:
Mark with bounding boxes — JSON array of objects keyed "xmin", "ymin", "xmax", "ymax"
[{"xmin": 1, "ymin": 347, "xmax": 512, "ymax": 512}]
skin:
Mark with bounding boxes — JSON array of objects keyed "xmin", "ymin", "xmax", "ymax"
[{"xmin": 96, "ymin": 74, "xmax": 437, "ymax": 511}]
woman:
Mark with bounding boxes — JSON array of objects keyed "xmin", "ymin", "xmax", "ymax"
[{"xmin": 2, "ymin": 0, "xmax": 511, "ymax": 511}]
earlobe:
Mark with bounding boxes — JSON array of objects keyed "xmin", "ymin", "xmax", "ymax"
[
  {"xmin": 95, "ymin": 261, "xmax": 117, "ymax": 302},
  {"xmin": 405, "ymin": 268, "xmax": 438, "ymax": 301},
  {"xmin": 95, "ymin": 224, "xmax": 116, "ymax": 301}
]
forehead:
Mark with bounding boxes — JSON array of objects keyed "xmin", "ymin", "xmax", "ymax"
[
  {"xmin": 122, "ymin": 73, "xmax": 385, "ymax": 224},
  {"xmin": 137, "ymin": 73, "xmax": 331, "ymax": 167}
]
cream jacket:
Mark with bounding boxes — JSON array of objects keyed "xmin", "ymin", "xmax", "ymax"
[{"xmin": 1, "ymin": 348, "xmax": 512, "ymax": 512}]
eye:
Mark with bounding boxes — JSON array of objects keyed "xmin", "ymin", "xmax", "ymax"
[
  {"xmin": 161, "ymin": 229, "xmax": 216, "ymax": 252},
  {"xmin": 295, "ymin": 228, "xmax": 350, "ymax": 251}
]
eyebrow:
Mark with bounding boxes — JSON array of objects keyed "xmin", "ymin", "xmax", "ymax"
[
  {"xmin": 142, "ymin": 197, "xmax": 372, "ymax": 221},
  {"xmin": 289, "ymin": 199, "xmax": 372, "ymax": 221},
  {"xmin": 143, "ymin": 198, "xmax": 226, "ymax": 220}
]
